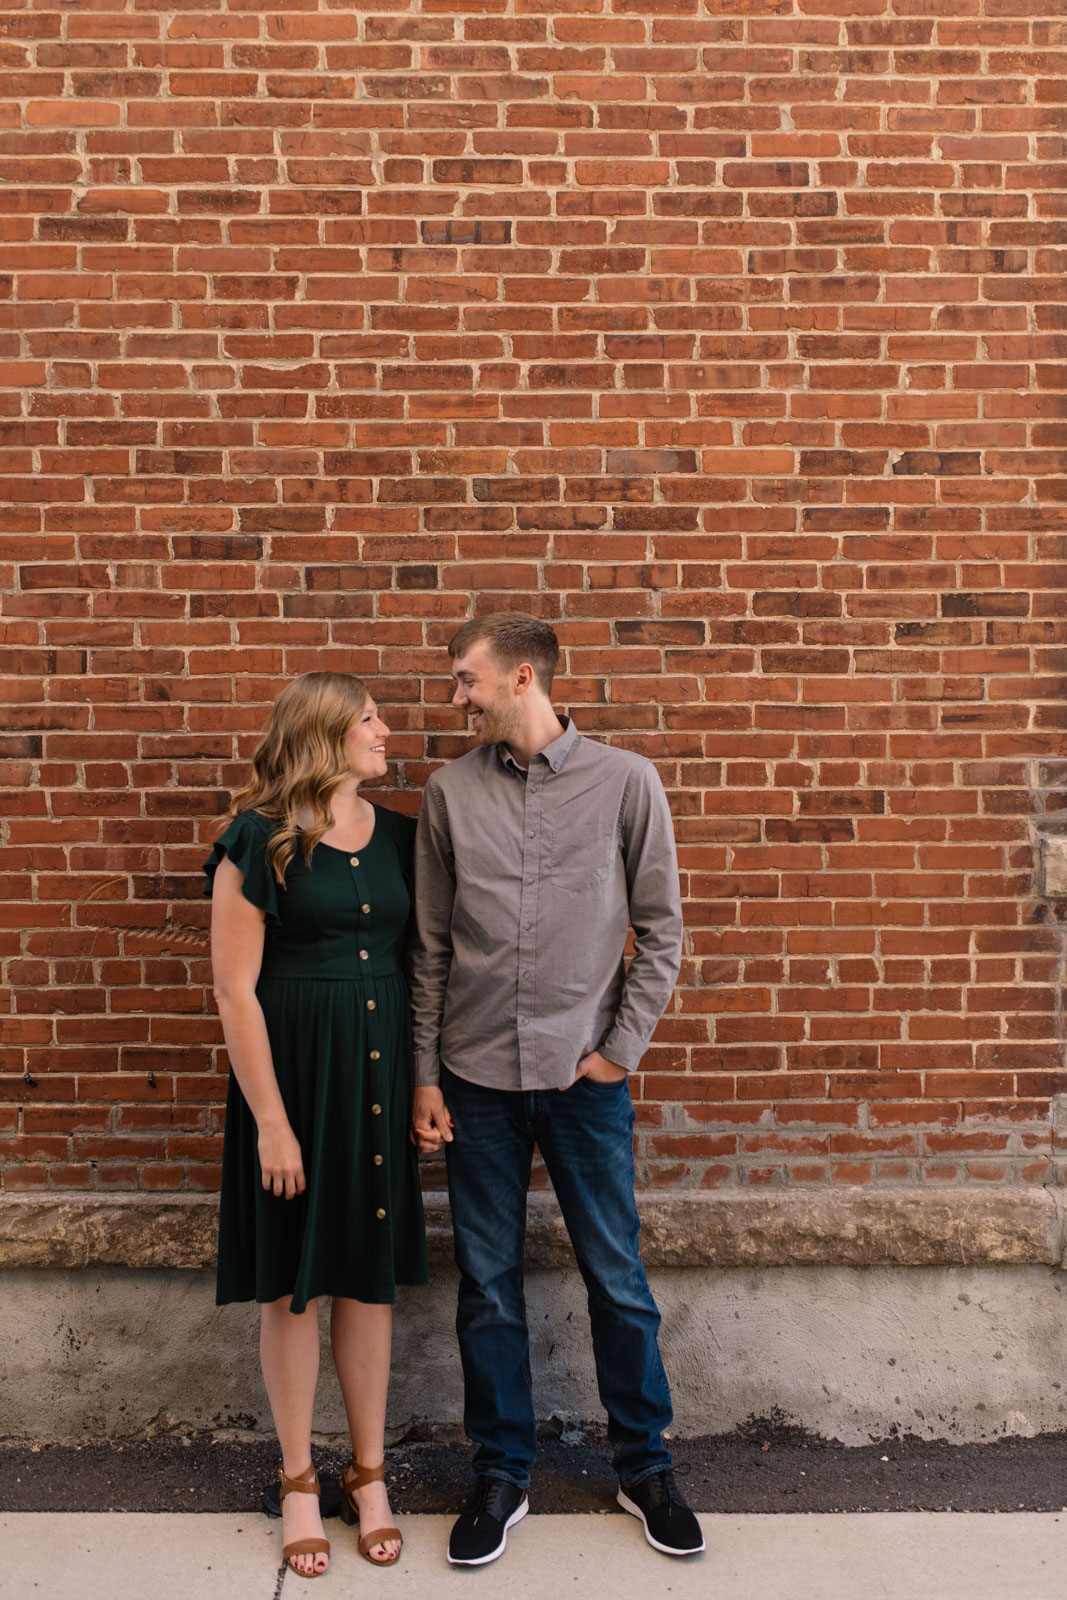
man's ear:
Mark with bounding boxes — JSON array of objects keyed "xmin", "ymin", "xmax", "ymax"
[{"xmin": 513, "ymin": 661, "xmax": 536, "ymax": 695}]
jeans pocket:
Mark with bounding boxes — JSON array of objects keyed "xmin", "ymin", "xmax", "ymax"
[{"xmin": 577, "ymin": 1071, "xmax": 629, "ymax": 1092}]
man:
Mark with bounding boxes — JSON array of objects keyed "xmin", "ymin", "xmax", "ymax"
[{"xmin": 410, "ymin": 613, "xmax": 703, "ymax": 1566}]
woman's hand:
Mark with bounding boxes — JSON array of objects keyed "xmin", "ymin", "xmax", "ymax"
[{"xmin": 258, "ymin": 1118, "xmax": 306, "ymax": 1199}]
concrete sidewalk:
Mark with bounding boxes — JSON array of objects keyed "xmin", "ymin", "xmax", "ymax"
[{"xmin": 3, "ymin": 1511, "xmax": 1066, "ymax": 1600}]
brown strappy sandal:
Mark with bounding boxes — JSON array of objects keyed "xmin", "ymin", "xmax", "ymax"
[
  {"xmin": 339, "ymin": 1460, "xmax": 403, "ymax": 1566},
  {"xmin": 278, "ymin": 1462, "xmax": 331, "ymax": 1578}
]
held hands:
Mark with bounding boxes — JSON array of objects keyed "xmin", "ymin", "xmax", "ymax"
[
  {"xmin": 412, "ymin": 1086, "xmax": 454, "ymax": 1155},
  {"xmin": 257, "ymin": 1118, "xmax": 306, "ymax": 1200},
  {"xmin": 570, "ymin": 1049, "xmax": 628, "ymax": 1087},
  {"xmin": 409, "ymin": 1061, "xmax": 625, "ymax": 1142}
]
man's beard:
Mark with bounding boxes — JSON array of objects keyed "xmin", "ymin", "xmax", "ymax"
[{"xmin": 472, "ymin": 702, "xmax": 520, "ymax": 746}]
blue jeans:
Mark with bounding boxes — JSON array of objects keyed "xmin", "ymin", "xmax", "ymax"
[{"xmin": 441, "ymin": 1066, "xmax": 674, "ymax": 1489}]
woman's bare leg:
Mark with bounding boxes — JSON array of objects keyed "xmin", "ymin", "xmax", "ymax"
[
  {"xmin": 260, "ymin": 1296, "xmax": 328, "ymax": 1576},
  {"xmin": 331, "ymin": 1298, "xmax": 399, "ymax": 1561}
]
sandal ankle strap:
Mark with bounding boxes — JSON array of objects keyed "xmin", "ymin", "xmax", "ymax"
[
  {"xmin": 279, "ymin": 1463, "xmax": 321, "ymax": 1502},
  {"xmin": 343, "ymin": 1459, "xmax": 386, "ymax": 1492}
]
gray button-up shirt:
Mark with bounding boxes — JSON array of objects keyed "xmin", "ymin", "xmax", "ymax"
[{"xmin": 411, "ymin": 716, "xmax": 683, "ymax": 1092}]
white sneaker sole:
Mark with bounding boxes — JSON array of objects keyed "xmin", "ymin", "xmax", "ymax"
[
  {"xmin": 447, "ymin": 1495, "xmax": 529, "ymax": 1566},
  {"xmin": 616, "ymin": 1489, "xmax": 706, "ymax": 1556}
]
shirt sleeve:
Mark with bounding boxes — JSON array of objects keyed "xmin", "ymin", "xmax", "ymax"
[
  {"xmin": 599, "ymin": 762, "xmax": 683, "ymax": 1072},
  {"xmin": 202, "ymin": 811, "xmax": 281, "ymax": 929},
  {"xmin": 409, "ymin": 779, "xmax": 456, "ymax": 1088}
]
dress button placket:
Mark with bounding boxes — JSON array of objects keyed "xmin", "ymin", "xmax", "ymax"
[{"xmin": 352, "ymin": 852, "xmax": 389, "ymax": 1227}]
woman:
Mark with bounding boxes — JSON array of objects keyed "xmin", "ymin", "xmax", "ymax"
[{"xmin": 204, "ymin": 672, "xmax": 427, "ymax": 1578}]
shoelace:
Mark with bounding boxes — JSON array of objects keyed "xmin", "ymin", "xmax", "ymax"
[
  {"xmin": 639, "ymin": 1470, "xmax": 684, "ymax": 1508},
  {"xmin": 469, "ymin": 1479, "xmax": 522, "ymax": 1522}
]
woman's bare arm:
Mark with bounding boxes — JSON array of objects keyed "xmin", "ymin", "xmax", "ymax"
[{"xmin": 210, "ymin": 854, "xmax": 305, "ymax": 1199}]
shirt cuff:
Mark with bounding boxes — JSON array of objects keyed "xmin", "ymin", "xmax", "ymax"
[
  {"xmin": 598, "ymin": 1026, "xmax": 649, "ymax": 1074},
  {"xmin": 414, "ymin": 1051, "xmax": 441, "ymax": 1088}
]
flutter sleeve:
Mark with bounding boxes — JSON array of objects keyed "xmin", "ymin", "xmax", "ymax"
[{"xmin": 202, "ymin": 811, "xmax": 281, "ymax": 928}]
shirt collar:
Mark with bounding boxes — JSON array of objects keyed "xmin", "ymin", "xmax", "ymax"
[{"xmin": 497, "ymin": 715, "xmax": 579, "ymax": 776}]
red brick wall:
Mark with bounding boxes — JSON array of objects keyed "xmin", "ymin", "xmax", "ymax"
[{"xmin": 3, "ymin": 0, "xmax": 1065, "ymax": 1194}]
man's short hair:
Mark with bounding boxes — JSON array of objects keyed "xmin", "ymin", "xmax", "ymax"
[{"xmin": 448, "ymin": 613, "xmax": 560, "ymax": 693}]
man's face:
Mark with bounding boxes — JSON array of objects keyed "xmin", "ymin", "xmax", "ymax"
[{"xmin": 451, "ymin": 640, "xmax": 522, "ymax": 746}]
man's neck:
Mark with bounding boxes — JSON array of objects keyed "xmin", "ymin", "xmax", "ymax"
[{"xmin": 503, "ymin": 707, "xmax": 566, "ymax": 770}]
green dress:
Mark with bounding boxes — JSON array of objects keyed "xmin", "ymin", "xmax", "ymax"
[{"xmin": 203, "ymin": 805, "xmax": 428, "ymax": 1312}]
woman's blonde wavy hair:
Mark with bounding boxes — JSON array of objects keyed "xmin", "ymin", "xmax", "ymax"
[{"xmin": 228, "ymin": 672, "xmax": 370, "ymax": 884}]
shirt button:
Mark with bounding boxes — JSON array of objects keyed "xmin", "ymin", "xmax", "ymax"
[
  {"xmin": 350, "ymin": 856, "xmax": 359, "ymax": 867},
  {"xmin": 523, "ymin": 922, "xmax": 531, "ymax": 930},
  {"xmin": 371, "ymin": 1103, "xmax": 382, "ymax": 1115},
  {"xmin": 522, "ymin": 970, "xmax": 530, "ymax": 979},
  {"xmin": 520, "ymin": 1017, "xmax": 529, "ymax": 1026},
  {"xmin": 359, "ymin": 949, "xmax": 369, "ymax": 960},
  {"xmin": 366, "ymin": 999, "xmax": 376, "ymax": 1011},
  {"xmin": 369, "ymin": 1050, "xmax": 380, "ymax": 1061},
  {"xmin": 361, "ymin": 903, "xmax": 371, "ymax": 914},
  {"xmin": 527, "ymin": 831, "xmax": 535, "ymax": 838},
  {"xmin": 374, "ymin": 1154, "xmax": 383, "ymax": 1167},
  {"xmin": 376, "ymin": 1208, "xmax": 386, "ymax": 1220}
]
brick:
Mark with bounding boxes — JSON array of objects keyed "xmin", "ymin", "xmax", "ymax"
[{"xmin": 0, "ymin": 0, "xmax": 1059, "ymax": 1198}]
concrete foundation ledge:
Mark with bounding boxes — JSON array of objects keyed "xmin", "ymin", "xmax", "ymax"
[{"xmin": 0, "ymin": 1186, "xmax": 1062, "ymax": 1271}]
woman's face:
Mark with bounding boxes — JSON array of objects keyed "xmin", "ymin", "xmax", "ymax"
[{"xmin": 343, "ymin": 698, "xmax": 390, "ymax": 782}]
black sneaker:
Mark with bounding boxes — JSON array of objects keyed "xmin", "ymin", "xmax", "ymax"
[
  {"xmin": 617, "ymin": 1469, "xmax": 705, "ymax": 1556},
  {"xmin": 447, "ymin": 1476, "xmax": 529, "ymax": 1566}
]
